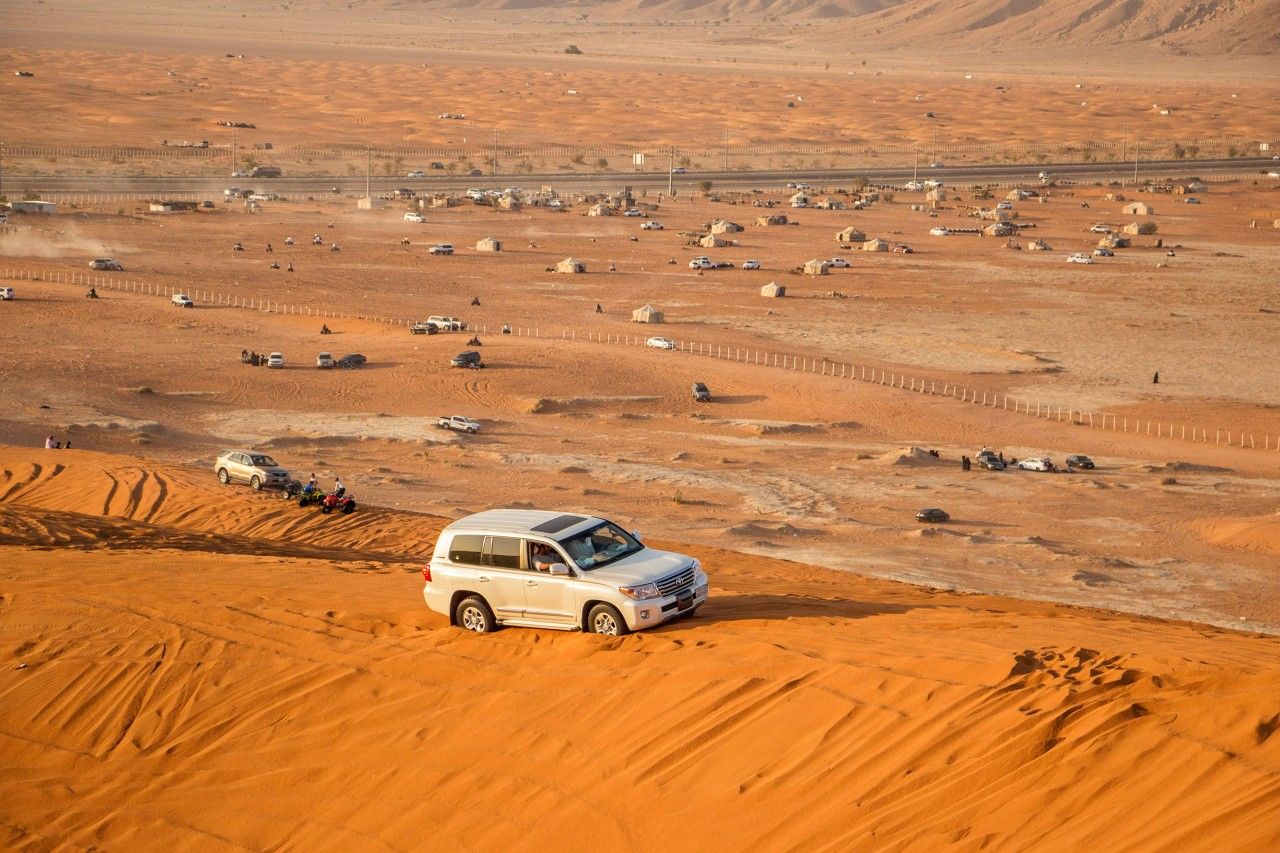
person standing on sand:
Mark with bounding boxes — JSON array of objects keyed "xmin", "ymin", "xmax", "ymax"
[
  {"xmin": 1153, "ymin": 370, "xmax": 1160, "ymax": 384},
  {"xmin": 44, "ymin": 435, "xmax": 55, "ymax": 449}
]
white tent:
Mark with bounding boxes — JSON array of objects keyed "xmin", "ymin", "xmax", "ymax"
[{"xmin": 631, "ymin": 304, "xmax": 664, "ymax": 323}]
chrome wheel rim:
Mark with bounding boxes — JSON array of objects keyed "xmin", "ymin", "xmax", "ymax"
[
  {"xmin": 593, "ymin": 612, "xmax": 618, "ymax": 635},
  {"xmin": 461, "ymin": 607, "xmax": 486, "ymax": 632}
]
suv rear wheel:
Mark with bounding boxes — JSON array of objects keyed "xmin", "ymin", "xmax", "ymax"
[
  {"xmin": 588, "ymin": 603, "xmax": 630, "ymax": 637},
  {"xmin": 456, "ymin": 596, "xmax": 497, "ymax": 633},
  {"xmin": 217, "ymin": 468, "xmax": 230, "ymax": 485}
]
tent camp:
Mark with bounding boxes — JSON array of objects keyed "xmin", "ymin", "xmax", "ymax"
[
  {"xmin": 699, "ymin": 233, "xmax": 729, "ymax": 248},
  {"xmin": 556, "ymin": 257, "xmax": 586, "ymax": 273},
  {"xmin": 757, "ymin": 214, "xmax": 789, "ymax": 226},
  {"xmin": 861, "ymin": 238, "xmax": 889, "ymax": 252},
  {"xmin": 588, "ymin": 203, "xmax": 611, "ymax": 217},
  {"xmin": 631, "ymin": 304, "xmax": 664, "ymax": 323},
  {"xmin": 803, "ymin": 259, "xmax": 831, "ymax": 275},
  {"xmin": 983, "ymin": 222, "xmax": 1014, "ymax": 237},
  {"xmin": 760, "ymin": 282, "xmax": 786, "ymax": 297},
  {"xmin": 709, "ymin": 219, "xmax": 743, "ymax": 234},
  {"xmin": 836, "ymin": 227, "xmax": 866, "ymax": 244},
  {"xmin": 476, "ymin": 236, "xmax": 502, "ymax": 252},
  {"xmin": 1123, "ymin": 221, "xmax": 1157, "ymax": 235},
  {"xmin": 1123, "ymin": 201, "xmax": 1153, "ymax": 216}
]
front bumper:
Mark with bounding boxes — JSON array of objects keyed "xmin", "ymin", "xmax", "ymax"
[{"xmin": 619, "ymin": 581, "xmax": 709, "ymax": 631}]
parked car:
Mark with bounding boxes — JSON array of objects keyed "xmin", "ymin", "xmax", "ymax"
[
  {"xmin": 692, "ymin": 382, "xmax": 711, "ymax": 402},
  {"xmin": 671, "ymin": 167, "xmax": 687, "ymax": 174},
  {"xmin": 916, "ymin": 508, "xmax": 950, "ymax": 523},
  {"xmin": 741, "ymin": 260, "xmax": 761, "ymax": 270},
  {"xmin": 467, "ymin": 168, "xmax": 483, "ymax": 177},
  {"xmin": 1065, "ymin": 454, "xmax": 1096, "ymax": 469},
  {"xmin": 422, "ymin": 509, "xmax": 709, "ymax": 635},
  {"xmin": 1089, "ymin": 224, "xmax": 1113, "ymax": 234},
  {"xmin": 248, "ymin": 192, "xmax": 277, "ymax": 202},
  {"xmin": 688, "ymin": 258, "xmax": 714, "ymax": 269},
  {"xmin": 266, "ymin": 352, "xmax": 284, "ymax": 368},
  {"xmin": 929, "ymin": 227, "xmax": 950, "ymax": 236},
  {"xmin": 316, "ymin": 351, "xmax": 336, "ymax": 369},
  {"xmin": 1067, "ymin": 253, "xmax": 1094, "ymax": 264},
  {"xmin": 1093, "ymin": 247, "xmax": 1114, "ymax": 257},
  {"xmin": 436, "ymin": 415, "xmax": 481, "ymax": 434},
  {"xmin": 335, "ymin": 353, "xmax": 366, "ymax": 369},
  {"xmin": 928, "ymin": 161, "xmax": 945, "ymax": 168},
  {"xmin": 0, "ymin": 287, "xmax": 14, "ymax": 301},
  {"xmin": 89, "ymin": 258, "xmax": 123, "ymax": 271},
  {"xmin": 171, "ymin": 293, "xmax": 194, "ymax": 308},
  {"xmin": 451, "ymin": 351, "xmax": 484, "ymax": 368},
  {"xmin": 1183, "ymin": 197, "xmax": 1201, "ymax": 204},
  {"xmin": 829, "ymin": 257, "xmax": 851, "ymax": 268},
  {"xmin": 429, "ymin": 244, "xmax": 454, "ymax": 255},
  {"xmin": 1017, "ymin": 457, "xmax": 1055, "ymax": 472},
  {"xmin": 406, "ymin": 170, "xmax": 427, "ymax": 178},
  {"xmin": 429, "ymin": 162, "xmax": 445, "ymax": 170},
  {"xmin": 646, "ymin": 336, "xmax": 675, "ymax": 350},
  {"xmin": 623, "ymin": 208, "xmax": 643, "ymax": 217},
  {"xmin": 904, "ymin": 180, "xmax": 924, "ymax": 191},
  {"xmin": 404, "ymin": 212, "xmax": 426, "ymax": 223},
  {"xmin": 410, "ymin": 321, "xmax": 439, "ymax": 335},
  {"xmin": 214, "ymin": 449, "xmax": 291, "ymax": 491},
  {"xmin": 428, "ymin": 315, "xmax": 466, "ymax": 331},
  {"xmin": 641, "ymin": 221, "xmax": 664, "ymax": 231},
  {"xmin": 977, "ymin": 453, "xmax": 1005, "ymax": 471},
  {"xmin": 996, "ymin": 201, "xmax": 1014, "ymax": 210}
]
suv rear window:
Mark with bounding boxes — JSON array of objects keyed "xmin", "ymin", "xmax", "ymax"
[{"xmin": 449, "ymin": 534, "xmax": 484, "ymax": 565}]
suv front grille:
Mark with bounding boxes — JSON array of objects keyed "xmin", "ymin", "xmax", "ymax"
[{"xmin": 656, "ymin": 566, "xmax": 696, "ymax": 597}]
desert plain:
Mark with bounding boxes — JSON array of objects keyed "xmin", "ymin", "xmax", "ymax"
[{"xmin": 2, "ymin": 0, "xmax": 1280, "ymax": 849}]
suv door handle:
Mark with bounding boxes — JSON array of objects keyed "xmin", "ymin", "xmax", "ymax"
[
  {"xmin": 526, "ymin": 580, "xmax": 539, "ymax": 587},
  {"xmin": 477, "ymin": 576, "xmax": 490, "ymax": 583}
]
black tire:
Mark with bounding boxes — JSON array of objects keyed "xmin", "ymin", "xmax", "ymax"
[
  {"xmin": 320, "ymin": 504, "xmax": 332, "ymax": 514},
  {"xmin": 298, "ymin": 498, "xmax": 308, "ymax": 507},
  {"xmin": 341, "ymin": 501, "xmax": 355, "ymax": 514},
  {"xmin": 217, "ymin": 468, "xmax": 230, "ymax": 485},
  {"xmin": 588, "ymin": 603, "xmax": 630, "ymax": 637},
  {"xmin": 250, "ymin": 475, "xmax": 262, "ymax": 491},
  {"xmin": 456, "ymin": 595, "xmax": 497, "ymax": 633}
]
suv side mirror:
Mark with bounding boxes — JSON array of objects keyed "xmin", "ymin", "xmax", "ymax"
[{"xmin": 548, "ymin": 563, "xmax": 570, "ymax": 576}]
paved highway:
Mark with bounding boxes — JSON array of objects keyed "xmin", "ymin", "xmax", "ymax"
[{"xmin": 6, "ymin": 158, "xmax": 1275, "ymax": 196}]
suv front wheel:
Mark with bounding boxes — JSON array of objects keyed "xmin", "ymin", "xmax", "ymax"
[
  {"xmin": 249, "ymin": 475, "xmax": 262, "ymax": 490},
  {"xmin": 456, "ymin": 596, "xmax": 498, "ymax": 633},
  {"xmin": 588, "ymin": 603, "xmax": 630, "ymax": 636}
]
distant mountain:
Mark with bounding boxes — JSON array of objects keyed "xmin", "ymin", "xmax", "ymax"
[{"xmin": 372, "ymin": 0, "xmax": 1280, "ymax": 54}]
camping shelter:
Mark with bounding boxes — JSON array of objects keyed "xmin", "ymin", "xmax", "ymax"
[
  {"xmin": 760, "ymin": 282, "xmax": 786, "ymax": 297},
  {"xmin": 588, "ymin": 203, "xmax": 611, "ymax": 217},
  {"xmin": 710, "ymin": 220, "xmax": 743, "ymax": 234},
  {"xmin": 757, "ymin": 214, "xmax": 789, "ymax": 226},
  {"xmin": 861, "ymin": 238, "xmax": 889, "ymax": 252},
  {"xmin": 556, "ymin": 257, "xmax": 586, "ymax": 273},
  {"xmin": 1123, "ymin": 201, "xmax": 1153, "ymax": 216},
  {"xmin": 476, "ymin": 237, "xmax": 502, "ymax": 252},
  {"xmin": 699, "ymin": 233, "xmax": 728, "ymax": 248},
  {"xmin": 803, "ymin": 259, "xmax": 831, "ymax": 276},
  {"xmin": 836, "ymin": 227, "xmax": 866, "ymax": 243},
  {"xmin": 631, "ymin": 304, "xmax": 664, "ymax": 323}
]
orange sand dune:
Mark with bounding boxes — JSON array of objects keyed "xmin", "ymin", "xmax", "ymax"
[
  {"xmin": 2, "ymin": 447, "xmax": 1278, "ymax": 849},
  {"xmin": 1197, "ymin": 514, "xmax": 1280, "ymax": 558}
]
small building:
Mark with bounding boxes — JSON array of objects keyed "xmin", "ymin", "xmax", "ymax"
[
  {"xmin": 698, "ymin": 233, "xmax": 728, "ymax": 248},
  {"xmin": 861, "ymin": 238, "xmax": 889, "ymax": 252},
  {"xmin": 790, "ymin": 192, "xmax": 810, "ymax": 208},
  {"xmin": 427, "ymin": 195, "xmax": 460, "ymax": 209},
  {"xmin": 925, "ymin": 187, "xmax": 946, "ymax": 203},
  {"xmin": 1123, "ymin": 201, "xmax": 1153, "ymax": 216},
  {"xmin": 803, "ymin": 258, "xmax": 830, "ymax": 276},
  {"xmin": 498, "ymin": 195, "xmax": 521, "ymax": 211},
  {"xmin": 818, "ymin": 197, "xmax": 846, "ymax": 210},
  {"xmin": 7, "ymin": 200, "xmax": 56, "ymax": 214},
  {"xmin": 984, "ymin": 222, "xmax": 1014, "ymax": 237},
  {"xmin": 836, "ymin": 227, "xmax": 866, "ymax": 244},
  {"xmin": 587, "ymin": 203, "xmax": 611, "ymax": 217},
  {"xmin": 709, "ymin": 219, "xmax": 743, "ymax": 234},
  {"xmin": 756, "ymin": 214, "xmax": 789, "ymax": 226},
  {"xmin": 631, "ymin": 304, "xmax": 664, "ymax": 323},
  {"xmin": 760, "ymin": 282, "xmax": 786, "ymax": 298},
  {"xmin": 148, "ymin": 200, "xmax": 198, "ymax": 213},
  {"xmin": 476, "ymin": 236, "xmax": 502, "ymax": 252},
  {"xmin": 556, "ymin": 257, "xmax": 586, "ymax": 274},
  {"xmin": 1105, "ymin": 192, "xmax": 1126, "ymax": 202}
]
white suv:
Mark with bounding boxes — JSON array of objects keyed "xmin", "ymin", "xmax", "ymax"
[{"xmin": 423, "ymin": 509, "xmax": 709, "ymax": 635}]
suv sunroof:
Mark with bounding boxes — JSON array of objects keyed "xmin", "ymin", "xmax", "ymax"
[{"xmin": 530, "ymin": 514, "xmax": 587, "ymax": 534}]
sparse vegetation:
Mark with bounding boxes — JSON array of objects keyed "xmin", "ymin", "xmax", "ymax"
[
  {"xmin": 698, "ymin": 180, "xmax": 713, "ymax": 194},
  {"xmin": 564, "ymin": 45, "xmax": 582, "ymax": 55}
]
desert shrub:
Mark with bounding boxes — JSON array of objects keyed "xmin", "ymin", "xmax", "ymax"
[
  {"xmin": 564, "ymin": 45, "xmax": 582, "ymax": 54},
  {"xmin": 1136, "ymin": 221, "xmax": 1158, "ymax": 234}
]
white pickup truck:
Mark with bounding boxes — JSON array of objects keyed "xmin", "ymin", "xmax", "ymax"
[{"xmin": 436, "ymin": 416, "xmax": 481, "ymax": 434}]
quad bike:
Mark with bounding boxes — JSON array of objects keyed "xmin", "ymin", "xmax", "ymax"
[
  {"xmin": 281, "ymin": 479, "xmax": 303, "ymax": 499},
  {"xmin": 297, "ymin": 489, "xmax": 326, "ymax": 508},
  {"xmin": 319, "ymin": 492, "xmax": 356, "ymax": 514}
]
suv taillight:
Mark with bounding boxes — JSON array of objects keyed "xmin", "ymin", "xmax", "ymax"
[{"xmin": 422, "ymin": 566, "xmax": 432, "ymax": 583}]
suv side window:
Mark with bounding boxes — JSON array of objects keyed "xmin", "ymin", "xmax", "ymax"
[
  {"xmin": 449, "ymin": 534, "xmax": 484, "ymax": 565},
  {"xmin": 487, "ymin": 536, "xmax": 522, "ymax": 569}
]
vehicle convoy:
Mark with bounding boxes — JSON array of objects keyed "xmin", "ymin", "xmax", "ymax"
[
  {"xmin": 215, "ymin": 449, "xmax": 291, "ymax": 490},
  {"xmin": 436, "ymin": 415, "xmax": 481, "ymax": 433},
  {"xmin": 423, "ymin": 509, "xmax": 710, "ymax": 635}
]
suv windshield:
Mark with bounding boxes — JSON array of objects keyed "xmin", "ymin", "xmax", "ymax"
[
  {"xmin": 249, "ymin": 455, "xmax": 278, "ymax": 467},
  {"xmin": 558, "ymin": 522, "xmax": 642, "ymax": 571}
]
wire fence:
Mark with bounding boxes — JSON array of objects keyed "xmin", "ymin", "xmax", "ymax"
[{"xmin": 6, "ymin": 265, "xmax": 1277, "ymax": 453}]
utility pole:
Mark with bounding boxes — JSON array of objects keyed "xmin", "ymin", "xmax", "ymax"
[
  {"xmin": 1133, "ymin": 140, "xmax": 1139, "ymax": 184},
  {"xmin": 231, "ymin": 129, "xmax": 236, "ymax": 175},
  {"xmin": 0, "ymin": 141, "xmax": 5, "ymax": 199},
  {"xmin": 668, "ymin": 146, "xmax": 674, "ymax": 196},
  {"xmin": 365, "ymin": 146, "xmax": 371, "ymax": 200},
  {"xmin": 913, "ymin": 144, "xmax": 919, "ymax": 183},
  {"xmin": 492, "ymin": 131, "xmax": 499, "ymax": 177}
]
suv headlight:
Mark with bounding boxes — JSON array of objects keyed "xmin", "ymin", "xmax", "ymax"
[{"xmin": 619, "ymin": 582, "xmax": 661, "ymax": 601}]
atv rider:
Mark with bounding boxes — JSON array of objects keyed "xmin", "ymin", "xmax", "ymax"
[{"xmin": 332, "ymin": 476, "xmax": 345, "ymax": 498}]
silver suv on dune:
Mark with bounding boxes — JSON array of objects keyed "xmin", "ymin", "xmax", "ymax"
[
  {"xmin": 423, "ymin": 509, "xmax": 709, "ymax": 636},
  {"xmin": 214, "ymin": 449, "xmax": 291, "ymax": 490}
]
